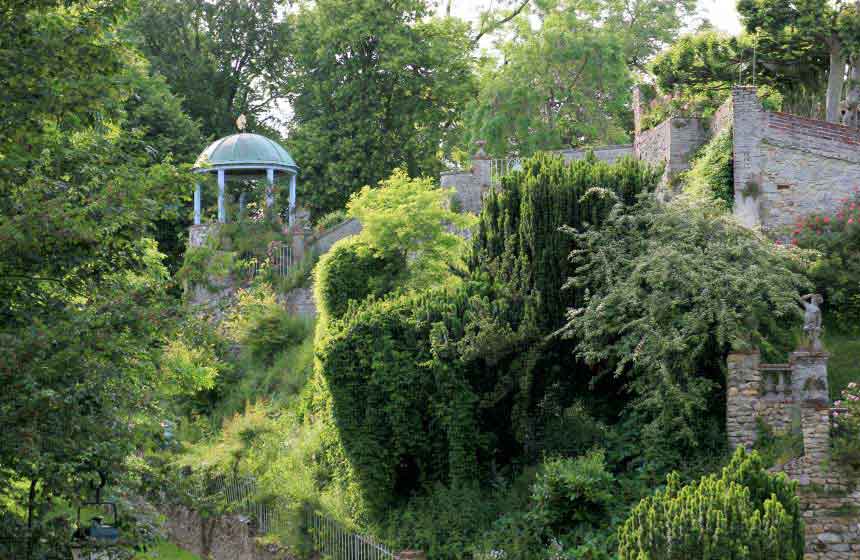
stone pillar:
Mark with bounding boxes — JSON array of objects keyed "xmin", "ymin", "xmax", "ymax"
[
  {"xmin": 471, "ymin": 140, "xmax": 492, "ymax": 203},
  {"xmin": 290, "ymin": 207, "xmax": 310, "ymax": 263},
  {"xmin": 791, "ymin": 351, "xmax": 831, "ymax": 463},
  {"xmin": 217, "ymin": 168, "xmax": 226, "ymax": 223},
  {"xmin": 731, "ymin": 86, "xmax": 766, "ymax": 229},
  {"xmin": 193, "ymin": 181, "xmax": 202, "ymax": 225},
  {"xmin": 727, "ymin": 350, "xmax": 763, "ymax": 450}
]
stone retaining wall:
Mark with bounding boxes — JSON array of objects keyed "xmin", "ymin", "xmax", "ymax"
[{"xmin": 163, "ymin": 505, "xmax": 297, "ymax": 560}]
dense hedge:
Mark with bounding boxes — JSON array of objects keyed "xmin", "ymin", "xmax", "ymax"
[
  {"xmin": 471, "ymin": 153, "xmax": 660, "ymax": 330},
  {"xmin": 314, "ymin": 280, "xmax": 528, "ymax": 518},
  {"xmin": 313, "ymin": 236, "xmax": 406, "ymax": 321}
]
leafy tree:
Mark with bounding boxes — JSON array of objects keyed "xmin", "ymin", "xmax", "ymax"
[
  {"xmin": 0, "ymin": 0, "xmax": 201, "ymax": 543},
  {"xmin": 286, "ymin": 0, "xmax": 477, "ymax": 217},
  {"xmin": 648, "ymin": 28, "xmax": 826, "ymax": 120},
  {"xmin": 464, "ymin": 0, "xmax": 694, "ymax": 157},
  {"xmin": 346, "ymin": 170, "xmax": 476, "ymax": 290},
  {"xmin": 737, "ymin": 0, "xmax": 860, "ymax": 123},
  {"xmin": 618, "ymin": 447, "xmax": 804, "ymax": 560},
  {"xmin": 128, "ymin": 0, "xmax": 292, "ymax": 137},
  {"xmin": 561, "ymin": 196, "xmax": 809, "ymax": 470}
]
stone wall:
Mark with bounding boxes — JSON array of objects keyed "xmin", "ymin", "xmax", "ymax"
[
  {"xmin": 731, "ymin": 86, "xmax": 860, "ymax": 235},
  {"xmin": 440, "ymin": 156, "xmax": 491, "ymax": 215},
  {"xmin": 556, "ymin": 144, "xmax": 633, "ymax": 164},
  {"xmin": 634, "ymin": 117, "xmax": 708, "ymax": 191},
  {"xmin": 440, "ymin": 145, "xmax": 632, "ymax": 216},
  {"xmin": 311, "ymin": 217, "xmax": 362, "ymax": 255},
  {"xmin": 281, "ymin": 287, "xmax": 316, "ymax": 317},
  {"xmin": 163, "ymin": 505, "xmax": 297, "ymax": 560},
  {"xmin": 726, "ymin": 348, "xmax": 860, "ymax": 559}
]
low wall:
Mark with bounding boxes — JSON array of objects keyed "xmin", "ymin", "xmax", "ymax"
[
  {"xmin": 163, "ymin": 505, "xmax": 297, "ymax": 560},
  {"xmin": 311, "ymin": 218, "xmax": 362, "ymax": 254}
]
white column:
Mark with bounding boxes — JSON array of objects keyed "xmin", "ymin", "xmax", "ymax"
[
  {"xmin": 239, "ymin": 191, "xmax": 247, "ymax": 220},
  {"xmin": 289, "ymin": 172, "xmax": 297, "ymax": 227},
  {"xmin": 217, "ymin": 169, "xmax": 226, "ymax": 223},
  {"xmin": 266, "ymin": 167, "xmax": 275, "ymax": 213},
  {"xmin": 193, "ymin": 181, "xmax": 201, "ymax": 225}
]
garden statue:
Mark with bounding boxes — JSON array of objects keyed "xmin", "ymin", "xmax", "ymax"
[
  {"xmin": 800, "ymin": 293, "xmax": 823, "ymax": 352},
  {"xmin": 236, "ymin": 113, "xmax": 247, "ymax": 132}
]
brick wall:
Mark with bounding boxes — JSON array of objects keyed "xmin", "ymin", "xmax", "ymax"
[{"xmin": 731, "ymin": 86, "xmax": 860, "ymax": 235}]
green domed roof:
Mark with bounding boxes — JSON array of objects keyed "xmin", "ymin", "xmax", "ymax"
[{"xmin": 194, "ymin": 133, "xmax": 297, "ymax": 171}]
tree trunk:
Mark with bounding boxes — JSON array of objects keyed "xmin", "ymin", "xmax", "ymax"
[
  {"xmin": 844, "ymin": 3, "xmax": 860, "ymax": 127},
  {"xmin": 826, "ymin": 35, "xmax": 846, "ymax": 123},
  {"xmin": 845, "ymin": 56, "xmax": 860, "ymax": 127}
]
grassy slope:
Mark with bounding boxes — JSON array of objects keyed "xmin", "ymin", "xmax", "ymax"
[{"xmin": 135, "ymin": 541, "xmax": 202, "ymax": 560}]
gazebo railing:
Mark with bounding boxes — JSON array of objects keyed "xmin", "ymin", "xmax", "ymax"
[{"xmin": 245, "ymin": 243, "xmax": 293, "ymax": 280}]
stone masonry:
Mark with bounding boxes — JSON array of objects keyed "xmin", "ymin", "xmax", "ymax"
[
  {"xmin": 726, "ymin": 348, "xmax": 860, "ymax": 559},
  {"xmin": 730, "ymin": 86, "xmax": 860, "ymax": 236}
]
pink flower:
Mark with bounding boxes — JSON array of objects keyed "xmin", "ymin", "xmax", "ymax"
[
  {"xmin": 824, "ymin": 216, "xmax": 831, "ymax": 224},
  {"xmin": 849, "ymin": 218, "xmax": 854, "ymax": 225},
  {"xmin": 793, "ymin": 229, "xmax": 801, "ymax": 235},
  {"xmin": 791, "ymin": 238, "xmax": 798, "ymax": 245}
]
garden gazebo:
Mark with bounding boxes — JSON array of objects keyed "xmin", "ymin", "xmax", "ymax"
[{"xmin": 192, "ymin": 131, "xmax": 299, "ymax": 226}]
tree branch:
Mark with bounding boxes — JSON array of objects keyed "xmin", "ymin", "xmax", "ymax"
[{"xmin": 472, "ymin": 0, "xmax": 531, "ymax": 46}]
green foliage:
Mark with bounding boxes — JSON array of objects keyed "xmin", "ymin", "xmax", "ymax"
[
  {"xmin": 684, "ymin": 126, "xmax": 734, "ymax": 208},
  {"xmin": 564, "ymin": 196, "xmax": 808, "ymax": 470},
  {"xmin": 617, "ymin": 447, "xmax": 804, "ymax": 560},
  {"xmin": 287, "ymin": 0, "xmax": 477, "ymax": 217},
  {"xmin": 0, "ymin": 2, "xmax": 204, "ymax": 545},
  {"xmin": 224, "ymin": 285, "xmax": 314, "ymax": 366},
  {"xmin": 128, "ymin": 0, "xmax": 292, "ymax": 138},
  {"xmin": 464, "ymin": 7, "xmax": 630, "ymax": 157},
  {"xmin": 753, "ymin": 418, "xmax": 803, "ymax": 469},
  {"xmin": 313, "ymin": 237, "xmax": 406, "ymax": 322},
  {"xmin": 475, "ymin": 451, "xmax": 618, "ymax": 560},
  {"xmin": 314, "ymin": 210, "xmax": 349, "ymax": 233},
  {"xmin": 792, "ymin": 193, "xmax": 860, "ymax": 335},
  {"xmin": 464, "ymin": 0, "xmax": 694, "ymax": 157},
  {"xmin": 472, "ymin": 153, "xmax": 661, "ymax": 332},
  {"xmin": 347, "ymin": 170, "xmax": 476, "ymax": 290},
  {"xmin": 160, "ymin": 338, "xmax": 221, "ymax": 397},
  {"xmin": 824, "ymin": 329, "xmax": 860, "ymax": 399},
  {"xmin": 833, "ymin": 382, "xmax": 860, "ymax": 473}
]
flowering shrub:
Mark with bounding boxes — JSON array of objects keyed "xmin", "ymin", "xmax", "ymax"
[
  {"xmin": 792, "ymin": 190, "xmax": 860, "ymax": 334},
  {"xmin": 833, "ymin": 382, "xmax": 860, "ymax": 472}
]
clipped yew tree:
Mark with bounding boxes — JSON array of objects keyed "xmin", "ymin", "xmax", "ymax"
[{"xmin": 618, "ymin": 447, "xmax": 804, "ymax": 560}]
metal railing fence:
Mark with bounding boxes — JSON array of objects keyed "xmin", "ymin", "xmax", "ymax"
[
  {"xmin": 490, "ymin": 157, "xmax": 522, "ymax": 187},
  {"xmin": 186, "ymin": 474, "xmax": 399, "ymax": 560},
  {"xmin": 305, "ymin": 508, "xmax": 397, "ymax": 560},
  {"xmin": 245, "ymin": 243, "xmax": 292, "ymax": 280}
]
